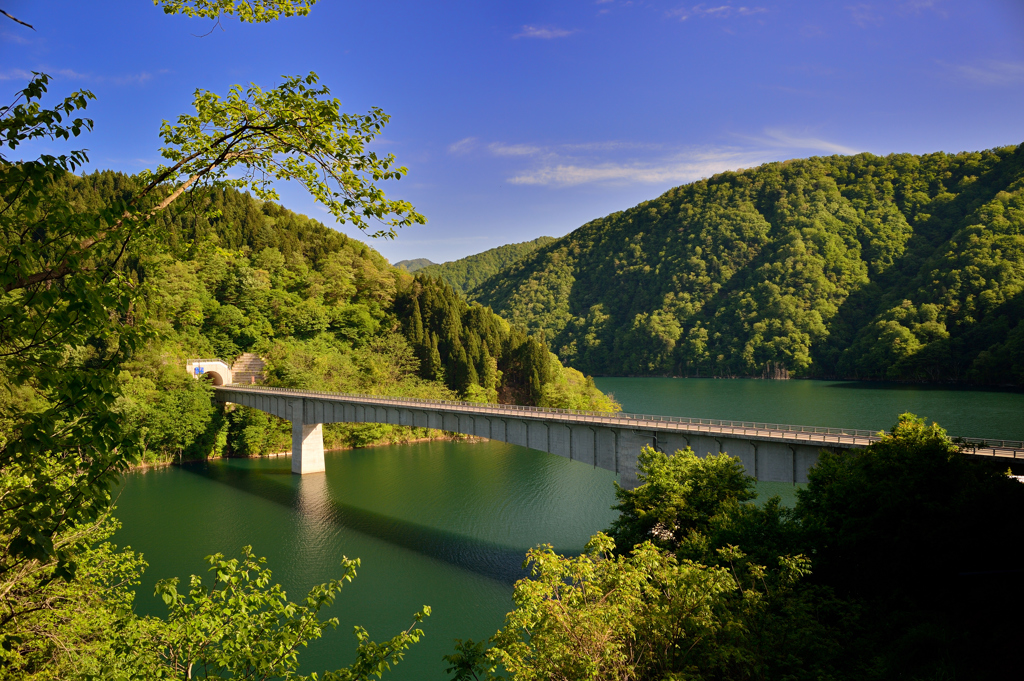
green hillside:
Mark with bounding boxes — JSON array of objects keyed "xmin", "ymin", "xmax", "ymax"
[
  {"xmin": 2, "ymin": 171, "xmax": 616, "ymax": 464},
  {"xmin": 473, "ymin": 144, "xmax": 1024, "ymax": 385},
  {"xmin": 419, "ymin": 236, "xmax": 556, "ymax": 295},
  {"xmin": 393, "ymin": 258, "xmax": 436, "ymax": 272}
]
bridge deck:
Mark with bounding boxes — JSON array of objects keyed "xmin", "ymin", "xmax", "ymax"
[{"xmin": 214, "ymin": 385, "xmax": 1022, "ymax": 461}]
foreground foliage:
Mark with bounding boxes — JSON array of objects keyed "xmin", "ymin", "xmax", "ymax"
[
  {"xmin": 116, "ymin": 548, "xmax": 429, "ymax": 680},
  {"xmin": 453, "ymin": 415, "xmax": 1024, "ymax": 680},
  {"xmin": 0, "ymin": 2, "xmax": 449, "ymax": 677}
]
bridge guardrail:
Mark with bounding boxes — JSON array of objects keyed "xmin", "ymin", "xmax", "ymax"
[{"xmin": 214, "ymin": 384, "xmax": 1023, "ymax": 457}]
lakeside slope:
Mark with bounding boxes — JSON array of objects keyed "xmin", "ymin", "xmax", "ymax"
[{"xmin": 473, "ymin": 144, "xmax": 1024, "ymax": 386}]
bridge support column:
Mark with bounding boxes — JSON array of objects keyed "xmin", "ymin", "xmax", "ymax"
[
  {"xmin": 286, "ymin": 398, "xmax": 324, "ymax": 474},
  {"xmin": 284, "ymin": 395, "xmax": 323, "ymax": 475},
  {"xmin": 292, "ymin": 421, "xmax": 325, "ymax": 474}
]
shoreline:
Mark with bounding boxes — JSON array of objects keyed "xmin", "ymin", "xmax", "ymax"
[
  {"xmin": 127, "ymin": 432, "xmax": 487, "ymax": 471},
  {"xmin": 590, "ymin": 374, "xmax": 1024, "ymax": 393}
]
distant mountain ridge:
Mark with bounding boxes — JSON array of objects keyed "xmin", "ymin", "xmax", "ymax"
[
  {"xmin": 393, "ymin": 258, "xmax": 436, "ymax": 273},
  {"xmin": 472, "ymin": 144, "xmax": 1024, "ymax": 386},
  {"xmin": 420, "ymin": 236, "xmax": 556, "ymax": 295}
]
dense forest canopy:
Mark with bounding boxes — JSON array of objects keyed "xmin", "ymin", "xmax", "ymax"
[
  {"xmin": 419, "ymin": 236, "xmax": 556, "ymax": 295},
  {"xmin": 472, "ymin": 144, "xmax": 1024, "ymax": 385},
  {"xmin": 1, "ymin": 170, "xmax": 617, "ymax": 467}
]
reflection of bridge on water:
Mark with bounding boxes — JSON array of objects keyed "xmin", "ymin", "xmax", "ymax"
[{"xmin": 209, "ymin": 384, "xmax": 1024, "ymax": 489}]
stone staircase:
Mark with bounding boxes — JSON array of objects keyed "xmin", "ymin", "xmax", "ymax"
[{"xmin": 231, "ymin": 353, "xmax": 266, "ymax": 385}]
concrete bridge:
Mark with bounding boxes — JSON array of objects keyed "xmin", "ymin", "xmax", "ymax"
[{"xmin": 210, "ymin": 384, "xmax": 1023, "ymax": 488}]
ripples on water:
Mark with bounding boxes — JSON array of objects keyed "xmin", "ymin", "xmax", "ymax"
[
  {"xmin": 116, "ymin": 378, "xmax": 1024, "ymax": 678},
  {"xmin": 116, "ymin": 441, "xmax": 620, "ymax": 679},
  {"xmin": 595, "ymin": 377, "xmax": 1024, "ymax": 441}
]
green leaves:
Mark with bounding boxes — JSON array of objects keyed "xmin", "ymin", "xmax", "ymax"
[
  {"xmin": 112, "ymin": 548, "xmax": 429, "ymax": 679},
  {"xmin": 153, "ymin": 73, "xmax": 425, "ymax": 239},
  {"xmin": 609, "ymin": 446, "xmax": 756, "ymax": 556},
  {"xmin": 155, "ymin": 0, "xmax": 318, "ymax": 23},
  {"xmin": 488, "ymin": 533, "xmax": 739, "ymax": 681},
  {"xmin": 0, "ymin": 73, "xmax": 94, "ymax": 169},
  {"xmin": 443, "ymin": 638, "xmax": 498, "ymax": 681}
]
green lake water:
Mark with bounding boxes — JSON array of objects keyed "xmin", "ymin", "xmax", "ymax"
[
  {"xmin": 593, "ymin": 377, "xmax": 1024, "ymax": 441},
  {"xmin": 114, "ymin": 377, "xmax": 1024, "ymax": 678}
]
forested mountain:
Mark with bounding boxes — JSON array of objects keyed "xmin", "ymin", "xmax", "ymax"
[
  {"xmin": 473, "ymin": 144, "xmax": 1024, "ymax": 385},
  {"xmin": 393, "ymin": 258, "xmax": 435, "ymax": 272},
  {"xmin": 419, "ymin": 236, "xmax": 555, "ymax": 295},
  {"xmin": 9, "ymin": 171, "xmax": 616, "ymax": 463}
]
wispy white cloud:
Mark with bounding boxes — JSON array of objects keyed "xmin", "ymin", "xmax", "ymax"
[
  {"xmin": 847, "ymin": 1, "xmax": 946, "ymax": 27},
  {"xmin": 100, "ymin": 156, "xmax": 160, "ymax": 167},
  {"xmin": 846, "ymin": 3, "xmax": 883, "ymax": 27},
  {"xmin": 668, "ymin": 4, "xmax": 768, "ymax": 21},
  {"xmin": 448, "ymin": 137, "xmax": 478, "ymax": 154},
  {"xmin": 561, "ymin": 140, "xmax": 665, "ymax": 152},
  {"xmin": 0, "ymin": 68, "xmax": 34, "ymax": 81},
  {"xmin": 947, "ymin": 60, "xmax": 1024, "ymax": 86},
  {"xmin": 1, "ymin": 31, "xmax": 31, "ymax": 45},
  {"xmin": 53, "ymin": 68, "xmax": 90, "ymax": 80},
  {"xmin": 497, "ymin": 128, "xmax": 859, "ymax": 187},
  {"xmin": 901, "ymin": 0, "xmax": 947, "ymax": 16},
  {"xmin": 488, "ymin": 142, "xmax": 543, "ymax": 157},
  {"xmin": 508, "ymin": 148, "xmax": 772, "ymax": 187},
  {"xmin": 751, "ymin": 128, "xmax": 859, "ymax": 154},
  {"xmin": 762, "ymin": 84, "xmax": 825, "ymax": 97},
  {"xmin": 452, "ymin": 129, "xmax": 857, "ymax": 189},
  {"xmin": 478, "ymin": 139, "xmax": 664, "ymax": 158},
  {"xmin": 45, "ymin": 68, "xmax": 158, "ymax": 86},
  {"xmin": 513, "ymin": 25, "xmax": 576, "ymax": 39}
]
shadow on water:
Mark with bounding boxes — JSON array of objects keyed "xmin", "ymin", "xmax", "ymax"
[
  {"xmin": 179, "ymin": 460, "xmax": 535, "ymax": 584},
  {"xmin": 820, "ymin": 380, "xmax": 1024, "ymax": 394}
]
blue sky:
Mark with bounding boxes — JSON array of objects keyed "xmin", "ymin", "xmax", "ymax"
[{"xmin": 3, "ymin": 1, "xmax": 1023, "ymax": 263}]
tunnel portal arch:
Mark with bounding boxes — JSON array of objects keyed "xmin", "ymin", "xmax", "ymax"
[
  {"xmin": 200, "ymin": 371, "xmax": 227, "ymax": 386},
  {"xmin": 186, "ymin": 359, "xmax": 233, "ymax": 386}
]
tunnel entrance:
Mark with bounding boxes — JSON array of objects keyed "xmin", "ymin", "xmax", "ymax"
[{"xmin": 200, "ymin": 371, "xmax": 226, "ymax": 386}]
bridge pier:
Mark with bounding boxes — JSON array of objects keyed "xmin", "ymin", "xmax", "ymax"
[
  {"xmin": 292, "ymin": 422, "xmax": 325, "ymax": 474},
  {"xmin": 285, "ymin": 397, "xmax": 325, "ymax": 474}
]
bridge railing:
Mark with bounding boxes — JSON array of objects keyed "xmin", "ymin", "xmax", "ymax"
[{"xmin": 216, "ymin": 383, "xmax": 1024, "ymax": 454}]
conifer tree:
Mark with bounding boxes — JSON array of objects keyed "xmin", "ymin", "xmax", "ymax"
[
  {"xmin": 410, "ymin": 296, "xmax": 424, "ymax": 344},
  {"xmin": 428, "ymin": 332, "xmax": 444, "ymax": 382},
  {"xmin": 481, "ymin": 344, "xmax": 499, "ymax": 393}
]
